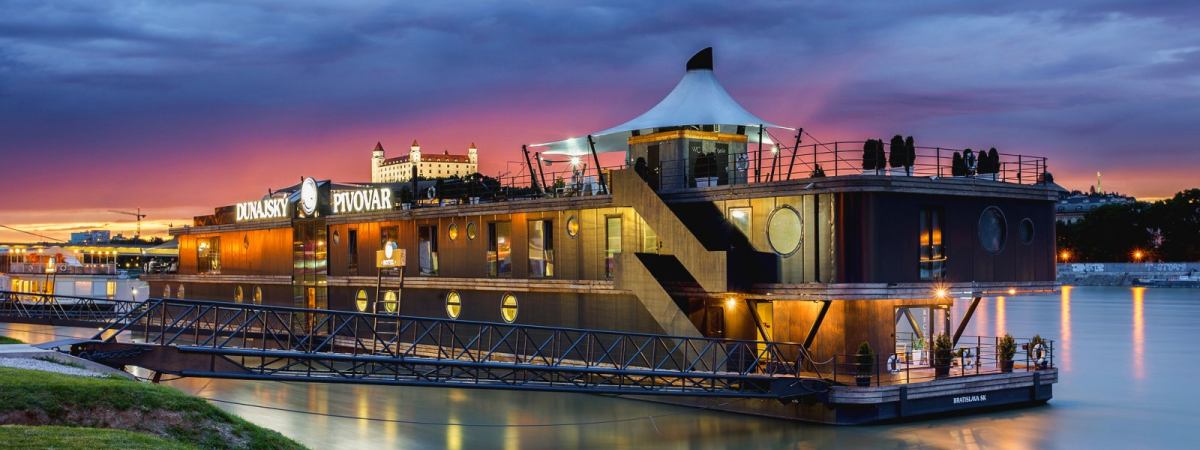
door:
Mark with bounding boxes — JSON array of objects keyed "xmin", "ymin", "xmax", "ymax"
[
  {"xmin": 647, "ymin": 144, "xmax": 661, "ymax": 190},
  {"xmin": 755, "ymin": 301, "xmax": 773, "ymax": 357}
]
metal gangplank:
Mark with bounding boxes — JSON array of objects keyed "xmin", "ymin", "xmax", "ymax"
[{"xmin": 0, "ymin": 291, "xmax": 827, "ymax": 400}]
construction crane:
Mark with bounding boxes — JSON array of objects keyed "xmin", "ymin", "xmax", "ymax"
[{"xmin": 109, "ymin": 208, "xmax": 147, "ymax": 238}]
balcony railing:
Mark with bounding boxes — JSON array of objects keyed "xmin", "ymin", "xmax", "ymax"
[{"xmin": 5, "ymin": 262, "xmax": 117, "ymax": 275}]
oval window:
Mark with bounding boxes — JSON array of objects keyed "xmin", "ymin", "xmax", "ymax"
[
  {"xmin": 355, "ymin": 289, "xmax": 369, "ymax": 312},
  {"xmin": 466, "ymin": 222, "xmax": 478, "ymax": 240},
  {"xmin": 500, "ymin": 293, "xmax": 518, "ymax": 323},
  {"xmin": 566, "ymin": 216, "xmax": 580, "ymax": 238},
  {"xmin": 383, "ymin": 291, "xmax": 398, "ymax": 313},
  {"xmin": 1019, "ymin": 218, "xmax": 1035, "ymax": 245},
  {"xmin": 254, "ymin": 286, "xmax": 263, "ymax": 305},
  {"xmin": 448, "ymin": 223, "xmax": 459, "ymax": 241},
  {"xmin": 164, "ymin": 284, "xmax": 171, "ymax": 298},
  {"xmin": 234, "ymin": 286, "xmax": 244, "ymax": 303},
  {"xmin": 445, "ymin": 291, "xmax": 462, "ymax": 319},
  {"xmin": 767, "ymin": 206, "xmax": 802, "ymax": 256},
  {"xmin": 177, "ymin": 284, "xmax": 186, "ymax": 299},
  {"xmin": 978, "ymin": 207, "xmax": 1008, "ymax": 253}
]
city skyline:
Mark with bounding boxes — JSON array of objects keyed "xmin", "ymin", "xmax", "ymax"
[{"xmin": 3, "ymin": 1, "xmax": 1199, "ymax": 242}]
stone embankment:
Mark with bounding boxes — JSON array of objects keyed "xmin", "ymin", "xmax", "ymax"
[{"xmin": 1058, "ymin": 262, "xmax": 1200, "ymax": 287}]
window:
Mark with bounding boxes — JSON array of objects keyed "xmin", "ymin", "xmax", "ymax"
[
  {"xmin": 197, "ymin": 237, "xmax": 220, "ymax": 274},
  {"xmin": 106, "ymin": 281, "xmax": 116, "ymax": 300},
  {"xmin": 448, "ymin": 223, "xmax": 459, "ymax": 241},
  {"xmin": 528, "ymin": 220, "xmax": 554, "ymax": 278},
  {"xmin": 1019, "ymin": 218, "xmax": 1035, "ymax": 245},
  {"xmin": 920, "ymin": 208, "xmax": 946, "ymax": 280},
  {"xmin": 347, "ymin": 229, "xmax": 359, "ymax": 274},
  {"xmin": 605, "ymin": 216, "xmax": 622, "ymax": 279},
  {"xmin": 355, "ymin": 289, "xmax": 368, "ymax": 312},
  {"xmin": 767, "ymin": 206, "xmax": 802, "ymax": 256},
  {"xmin": 164, "ymin": 284, "xmax": 171, "ymax": 298},
  {"xmin": 566, "ymin": 216, "xmax": 580, "ymax": 238},
  {"xmin": 729, "ymin": 207, "xmax": 752, "ymax": 238},
  {"xmin": 978, "ymin": 207, "xmax": 1007, "ymax": 254},
  {"xmin": 488, "ymin": 222, "xmax": 512, "ymax": 277},
  {"xmin": 419, "ymin": 225, "xmax": 439, "ymax": 276},
  {"xmin": 235, "ymin": 286, "xmax": 244, "ymax": 303},
  {"xmin": 177, "ymin": 284, "xmax": 185, "ymax": 299},
  {"xmin": 640, "ymin": 220, "xmax": 657, "ymax": 253},
  {"xmin": 254, "ymin": 286, "xmax": 263, "ymax": 305},
  {"xmin": 383, "ymin": 291, "xmax": 398, "ymax": 313},
  {"xmin": 445, "ymin": 291, "xmax": 462, "ymax": 319},
  {"xmin": 500, "ymin": 293, "xmax": 518, "ymax": 323},
  {"xmin": 466, "ymin": 222, "xmax": 478, "ymax": 240}
]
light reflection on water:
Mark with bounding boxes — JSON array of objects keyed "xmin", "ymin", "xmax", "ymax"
[{"xmin": 3, "ymin": 286, "xmax": 1198, "ymax": 449}]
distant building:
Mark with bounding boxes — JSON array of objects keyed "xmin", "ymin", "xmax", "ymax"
[
  {"xmin": 370, "ymin": 140, "xmax": 478, "ymax": 183},
  {"xmin": 69, "ymin": 230, "xmax": 111, "ymax": 244},
  {"xmin": 1056, "ymin": 192, "xmax": 1135, "ymax": 224}
]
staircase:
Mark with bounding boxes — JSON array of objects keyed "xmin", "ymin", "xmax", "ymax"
[{"xmin": 613, "ymin": 253, "xmax": 702, "ymax": 337}]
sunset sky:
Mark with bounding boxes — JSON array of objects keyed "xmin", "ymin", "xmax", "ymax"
[{"xmin": 2, "ymin": 1, "xmax": 1199, "ymax": 242}]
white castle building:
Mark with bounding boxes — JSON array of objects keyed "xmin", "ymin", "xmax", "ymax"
[{"xmin": 370, "ymin": 140, "xmax": 479, "ymax": 183}]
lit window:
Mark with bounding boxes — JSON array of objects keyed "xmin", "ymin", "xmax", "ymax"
[
  {"xmin": 920, "ymin": 208, "xmax": 946, "ymax": 280},
  {"xmin": 448, "ymin": 222, "xmax": 459, "ymax": 241},
  {"xmin": 234, "ymin": 286, "xmax": 244, "ymax": 303},
  {"xmin": 254, "ymin": 286, "xmax": 263, "ymax": 305},
  {"xmin": 106, "ymin": 281, "xmax": 116, "ymax": 300},
  {"xmin": 419, "ymin": 225, "xmax": 439, "ymax": 276},
  {"xmin": 767, "ymin": 206, "xmax": 802, "ymax": 256},
  {"xmin": 466, "ymin": 222, "xmax": 478, "ymax": 240},
  {"xmin": 177, "ymin": 284, "xmax": 185, "ymax": 299},
  {"xmin": 528, "ymin": 220, "xmax": 554, "ymax": 278},
  {"xmin": 445, "ymin": 291, "xmax": 462, "ymax": 319},
  {"xmin": 355, "ymin": 289, "xmax": 368, "ymax": 312},
  {"xmin": 729, "ymin": 207, "xmax": 752, "ymax": 238},
  {"xmin": 383, "ymin": 291, "xmax": 398, "ymax": 313},
  {"xmin": 488, "ymin": 222, "xmax": 512, "ymax": 277},
  {"xmin": 605, "ymin": 216, "xmax": 622, "ymax": 279},
  {"xmin": 500, "ymin": 293, "xmax": 518, "ymax": 323},
  {"xmin": 566, "ymin": 216, "xmax": 580, "ymax": 238},
  {"xmin": 164, "ymin": 284, "xmax": 171, "ymax": 298},
  {"xmin": 196, "ymin": 237, "xmax": 220, "ymax": 274}
]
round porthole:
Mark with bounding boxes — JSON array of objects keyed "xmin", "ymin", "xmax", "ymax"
[
  {"xmin": 177, "ymin": 284, "xmax": 186, "ymax": 299},
  {"xmin": 234, "ymin": 286, "xmax": 244, "ymax": 303},
  {"xmin": 448, "ymin": 223, "xmax": 459, "ymax": 241},
  {"xmin": 355, "ymin": 289, "xmax": 369, "ymax": 312},
  {"xmin": 253, "ymin": 287, "xmax": 263, "ymax": 305},
  {"xmin": 383, "ymin": 291, "xmax": 398, "ymax": 313},
  {"xmin": 164, "ymin": 284, "xmax": 171, "ymax": 298},
  {"xmin": 767, "ymin": 205, "xmax": 802, "ymax": 257},
  {"xmin": 978, "ymin": 207, "xmax": 1008, "ymax": 253},
  {"xmin": 445, "ymin": 291, "xmax": 462, "ymax": 319},
  {"xmin": 500, "ymin": 293, "xmax": 518, "ymax": 323},
  {"xmin": 466, "ymin": 222, "xmax": 478, "ymax": 240},
  {"xmin": 1019, "ymin": 218, "xmax": 1035, "ymax": 245},
  {"xmin": 566, "ymin": 215, "xmax": 580, "ymax": 238}
]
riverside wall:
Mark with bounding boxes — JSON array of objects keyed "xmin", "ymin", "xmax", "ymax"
[{"xmin": 1057, "ymin": 262, "xmax": 1200, "ymax": 286}]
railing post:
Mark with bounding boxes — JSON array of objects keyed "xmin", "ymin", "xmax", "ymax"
[
  {"xmin": 937, "ymin": 147, "xmax": 942, "ymax": 177},
  {"xmin": 833, "ymin": 142, "xmax": 839, "ymax": 177}
]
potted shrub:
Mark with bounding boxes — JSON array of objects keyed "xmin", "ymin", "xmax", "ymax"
[
  {"xmin": 986, "ymin": 147, "xmax": 1000, "ymax": 180},
  {"xmin": 862, "ymin": 140, "xmax": 877, "ymax": 174},
  {"xmin": 855, "ymin": 341, "xmax": 874, "ymax": 387},
  {"xmin": 951, "ymin": 152, "xmax": 965, "ymax": 176},
  {"xmin": 911, "ymin": 337, "xmax": 926, "ymax": 365},
  {"xmin": 997, "ymin": 334, "xmax": 1016, "ymax": 373},
  {"xmin": 888, "ymin": 135, "xmax": 906, "ymax": 176},
  {"xmin": 810, "ymin": 163, "xmax": 826, "ymax": 178},
  {"xmin": 933, "ymin": 333, "xmax": 953, "ymax": 377},
  {"xmin": 904, "ymin": 136, "xmax": 916, "ymax": 176}
]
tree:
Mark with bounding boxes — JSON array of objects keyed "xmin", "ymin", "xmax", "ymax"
[
  {"xmin": 951, "ymin": 151, "xmax": 965, "ymax": 176},
  {"xmin": 986, "ymin": 148, "xmax": 1000, "ymax": 178},
  {"xmin": 1145, "ymin": 189, "xmax": 1200, "ymax": 261},
  {"xmin": 862, "ymin": 140, "xmax": 877, "ymax": 172},
  {"xmin": 904, "ymin": 136, "xmax": 916, "ymax": 175},
  {"xmin": 888, "ymin": 135, "xmax": 906, "ymax": 172},
  {"xmin": 873, "ymin": 139, "xmax": 887, "ymax": 174}
]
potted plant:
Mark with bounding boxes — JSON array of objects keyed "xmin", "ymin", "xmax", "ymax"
[
  {"xmin": 855, "ymin": 341, "xmax": 874, "ymax": 387},
  {"xmin": 904, "ymin": 136, "xmax": 916, "ymax": 175},
  {"xmin": 862, "ymin": 140, "xmax": 877, "ymax": 173},
  {"xmin": 951, "ymin": 152, "xmax": 965, "ymax": 176},
  {"xmin": 810, "ymin": 163, "xmax": 826, "ymax": 178},
  {"xmin": 911, "ymin": 337, "xmax": 926, "ymax": 365},
  {"xmin": 997, "ymin": 334, "xmax": 1016, "ymax": 373},
  {"xmin": 933, "ymin": 333, "xmax": 953, "ymax": 377},
  {"xmin": 889, "ymin": 135, "xmax": 906, "ymax": 176},
  {"xmin": 986, "ymin": 147, "xmax": 1000, "ymax": 180}
]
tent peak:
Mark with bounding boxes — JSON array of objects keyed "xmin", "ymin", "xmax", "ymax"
[{"xmin": 686, "ymin": 47, "xmax": 713, "ymax": 71}]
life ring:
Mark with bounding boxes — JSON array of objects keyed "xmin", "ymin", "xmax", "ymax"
[
  {"xmin": 961, "ymin": 348, "xmax": 976, "ymax": 368},
  {"xmin": 1032, "ymin": 343, "xmax": 1047, "ymax": 368},
  {"xmin": 887, "ymin": 354, "xmax": 901, "ymax": 374}
]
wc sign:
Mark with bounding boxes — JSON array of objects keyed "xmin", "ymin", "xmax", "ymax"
[{"xmin": 376, "ymin": 242, "xmax": 406, "ymax": 269}]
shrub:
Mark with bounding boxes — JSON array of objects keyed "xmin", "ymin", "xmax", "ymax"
[
  {"xmin": 855, "ymin": 341, "xmax": 874, "ymax": 376},
  {"xmin": 888, "ymin": 135, "xmax": 906, "ymax": 169},
  {"xmin": 1028, "ymin": 334, "xmax": 1046, "ymax": 358},
  {"xmin": 862, "ymin": 140, "xmax": 877, "ymax": 171},
  {"xmin": 933, "ymin": 333, "xmax": 954, "ymax": 366},
  {"xmin": 904, "ymin": 136, "xmax": 916, "ymax": 174},
  {"xmin": 810, "ymin": 164, "xmax": 826, "ymax": 178},
  {"xmin": 997, "ymin": 334, "xmax": 1016, "ymax": 361},
  {"xmin": 986, "ymin": 147, "xmax": 1000, "ymax": 175},
  {"xmin": 952, "ymin": 152, "xmax": 965, "ymax": 176}
]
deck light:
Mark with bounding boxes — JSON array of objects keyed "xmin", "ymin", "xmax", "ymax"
[
  {"xmin": 569, "ymin": 156, "xmax": 581, "ymax": 167},
  {"xmin": 1059, "ymin": 249, "xmax": 1071, "ymax": 262},
  {"xmin": 725, "ymin": 297, "xmax": 737, "ymax": 309},
  {"xmin": 1007, "ymin": 288, "xmax": 1017, "ymax": 296},
  {"xmin": 934, "ymin": 288, "xmax": 948, "ymax": 299},
  {"xmin": 1132, "ymin": 249, "xmax": 1144, "ymax": 262}
]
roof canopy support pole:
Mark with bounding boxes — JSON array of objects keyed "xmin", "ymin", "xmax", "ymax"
[
  {"xmin": 755, "ymin": 124, "xmax": 763, "ymax": 183},
  {"xmin": 587, "ymin": 135, "xmax": 608, "ymax": 195},
  {"xmin": 521, "ymin": 145, "xmax": 542, "ymax": 195},
  {"xmin": 786, "ymin": 127, "xmax": 803, "ymax": 180},
  {"xmin": 952, "ymin": 296, "xmax": 982, "ymax": 347},
  {"xmin": 534, "ymin": 152, "xmax": 550, "ymax": 197}
]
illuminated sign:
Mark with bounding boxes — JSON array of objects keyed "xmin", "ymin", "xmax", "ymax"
[
  {"xmin": 236, "ymin": 198, "xmax": 288, "ymax": 222},
  {"xmin": 332, "ymin": 188, "xmax": 393, "ymax": 214},
  {"xmin": 299, "ymin": 177, "xmax": 319, "ymax": 216},
  {"xmin": 376, "ymin": 243, "xmax": 406, "ymax": 268}
]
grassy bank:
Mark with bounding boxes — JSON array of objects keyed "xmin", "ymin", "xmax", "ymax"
[
  {"xmin": 0, "ymin": 367, "xmax": 305, "ymax": 449},
  {"xmin": 0, "ymin": 336, "xmax": 23, "ymax": 344},
  {"xmin": 0, "ymin": 425, "xmax": 193, "ymax": 449}
]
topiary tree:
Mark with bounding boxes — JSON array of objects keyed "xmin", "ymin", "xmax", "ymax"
[
  {"xmin": 952, "ymin": 151, "xmax": 965, "ymax": 176},
  {"xmin": 810, "ymin": 163, "xmax": 826, "ymax": 178},
  {"xmin": 888, "ymin": 135, "xmax": 906, "ymax": 173},
  {"xmin": 855, "ymin": 341, "xmax": 874, "ymax": 386},
  {"xmin": 987, "ymin": 147, "xmax": 1000, "ymax": 179},
  {"xmin": 862, "ymin": 140, "xmax": 877, "ymax": 172},
  {"xmin": 997, "ymin": 334, "xmax": 1016, "ymax": 372},
  {"xmin": 874, "ymin": 139, "xmax": 888, "ymax": 174},
  {"xmin": 904, "ymin": 136, "xmax": 916, "ymax": 175}
]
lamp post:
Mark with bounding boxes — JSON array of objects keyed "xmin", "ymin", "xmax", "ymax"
[{"xmin": 1132, "ymin": 249, "xmax": 1145, "ymax": 263}]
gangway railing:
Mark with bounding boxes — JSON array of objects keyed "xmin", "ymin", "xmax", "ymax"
[{"xmin": 0, "ymin": 291, "xmax": 829, "ymax": 399}]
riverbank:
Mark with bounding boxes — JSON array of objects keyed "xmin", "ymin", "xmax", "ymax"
[
  {"xmin": 0, "ymin": 340, "xmax": 305, "ymax": 450},
  {"xmin": 1057, "ymin": 262, "xmax": 1200, "ymax": 286}
]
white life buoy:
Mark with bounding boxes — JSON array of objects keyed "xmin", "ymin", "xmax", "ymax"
[
  {"xmin": 887, "ymin": 354, "xmax": 901, "ymax": 374},
  {"xmin": 1033, "ymin": 343, "xmax": 1047, "ymax": 368}
]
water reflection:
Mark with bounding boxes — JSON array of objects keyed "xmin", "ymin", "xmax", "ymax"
[
  {"xmin": 995, "ymin": 296, "xmax": 1006, "ymax": 336},
  {"xmin": 1060, "ymin": 286, "xmax": 1071, "ymax": 371},
  {"xmin": 1132, "ymin": 286, "xmax": 1145, "ymax": 381}
]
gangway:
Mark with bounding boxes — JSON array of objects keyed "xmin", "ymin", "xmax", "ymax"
[{"xmin": 0, "ymin": 291, "xmax": 828, "ymax": 400}]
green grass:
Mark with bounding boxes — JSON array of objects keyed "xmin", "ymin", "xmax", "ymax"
[
  {"xmin": 0, "ymin": 336, "xmax": 23, "ymax": 344},
  {"xmin": 0, "ymin": 368, "xmax": 305, "ymax": 449},
  {"xmin": 0, "ymin": 425, "xmax": 195, "ymax": 450}
]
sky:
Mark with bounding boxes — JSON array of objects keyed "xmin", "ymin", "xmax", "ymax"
[{"xmin": 2, "ymin": 0, "xmax": 1198, "ymax": 242}]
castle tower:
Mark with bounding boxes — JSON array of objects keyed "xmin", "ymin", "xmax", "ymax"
[
  {"xmin": 468, "ymin": 142, "xmax": 478, "ymax": 164},
  {"xmin": 370, "ymin": 141, "xmax": 386, "ymax": 183},
  {"xmin": 410, "ymin": 139, "xmax": 422, "ymax": 164}
]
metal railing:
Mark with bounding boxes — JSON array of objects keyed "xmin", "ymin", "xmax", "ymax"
[
  {"xmin": 828, "ymin": 333, "xmax": 1055, "ymax": 387},
  {"xmin": 0, "ymin": 290, "xmax": 138, "ymax": 324}
]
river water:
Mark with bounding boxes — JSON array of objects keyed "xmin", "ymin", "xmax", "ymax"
[{"xmin": 2, "ymin": 286, "xmax": 1197, "ymax": 449}]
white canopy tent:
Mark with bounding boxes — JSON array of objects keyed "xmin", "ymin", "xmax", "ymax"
[{"xmin": 532, "ymin": 48, "xmax": 790, "ymax": 156}]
